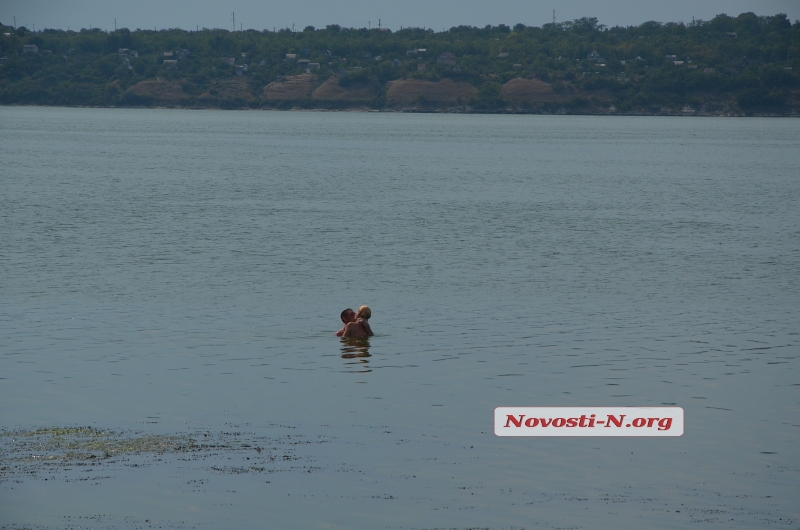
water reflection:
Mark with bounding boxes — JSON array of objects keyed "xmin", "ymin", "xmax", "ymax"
[{"xmin": 340, "ymin": 338, "xmax": 371, "ymax": 373}]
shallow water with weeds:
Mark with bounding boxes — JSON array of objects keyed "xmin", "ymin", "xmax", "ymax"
[
  {"xmin": 1, "ymin": 108, "xmax": 799, "ymax": 529},
  {"xmin": 1, "ymin": 427, "xmax": 191, "ymax": 462}
]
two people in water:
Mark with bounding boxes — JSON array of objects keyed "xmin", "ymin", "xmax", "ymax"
[{"xmin": 336, "ymin": 306, "xmax": 373, "ymax": 338}]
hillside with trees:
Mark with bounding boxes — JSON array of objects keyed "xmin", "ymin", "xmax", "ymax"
[{"xmin": 1, "ymin": 12, "xmax": 799, "ymax": 115}]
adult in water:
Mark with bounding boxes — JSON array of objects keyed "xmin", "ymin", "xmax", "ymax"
[
  {"xmin": 335, "ymin": 308, "xmax": 357, "ymax": 337},
  {"xmin": 337, "ymin": 306, "xmax": 373, "ymax": 338}
]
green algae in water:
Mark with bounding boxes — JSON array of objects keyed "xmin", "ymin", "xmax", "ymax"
[
  {"xmin": 0, "ymin": 427, "xmax": 194, "ymax": 463},
  {"xmin": 0, "ymin": 426, "xmax": 300, "ymax": 484},
  {"xmin": 31, "ymin": 427, "xmax": 102, "ymax": 437}
]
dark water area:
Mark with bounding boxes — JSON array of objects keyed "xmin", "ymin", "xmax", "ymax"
[{"xmin": 1, "ymin": 107, "xmax": 798, "ymax": 529}]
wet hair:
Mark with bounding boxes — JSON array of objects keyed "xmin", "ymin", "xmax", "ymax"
[
  {"xmin": 357, "ymin": 305, "xmax": 371, "ymax": 319},
  {"xmin": 340, "ymin": 308, "xmax": 355, "ymax": 322}
]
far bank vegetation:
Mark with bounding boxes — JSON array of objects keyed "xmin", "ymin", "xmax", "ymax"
[{"xmin": 1, "ymin": 12, "xmax": 799, "ymax": 115}]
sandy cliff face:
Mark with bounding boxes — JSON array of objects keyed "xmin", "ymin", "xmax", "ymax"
[
  {"xmin": 500, "ymin": 78, "xmax": 564, "ymax": 105},
  {"xmin": 198, "ymin": 78, "xmax": 257, "ymax": 105},
  {"xmin": 499, "ymin": 78, "xmax": 617, "ymax": 110},
  {"xmin": 385, "ymin": 79, "xmax": 478, "ymax": 106},
  {"xmin": 262, "ymin": 74, "xmax": 321, "ymax": 100},
  {"xmin": 122, "ymin": 80, "xmax": 191, "ymax": 105},
  {"xmin": 114, "ymin": 75, "xmax": 677, "ymax": 113},
  {"xmin": 311, "ymin": 78, "xmax": 379, "ymax": 102}
]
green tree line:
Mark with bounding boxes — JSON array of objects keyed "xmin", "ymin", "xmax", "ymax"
[{"xmin": 1, "ymin": 12, "xmax": 798, "ymax": 112}]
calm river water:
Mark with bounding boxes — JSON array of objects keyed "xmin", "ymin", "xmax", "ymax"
[{"xmin": 1, "ymin": 107, "xmax": 798, "ymax": 529}]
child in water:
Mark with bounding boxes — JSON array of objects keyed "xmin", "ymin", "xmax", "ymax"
[
  {"xmin": 356, "ymin": 305, "xmax": 373, "ymax": 336},
  {"xmin": 343, "ymin": 305, "xmax": 373, "ymax": 338}
]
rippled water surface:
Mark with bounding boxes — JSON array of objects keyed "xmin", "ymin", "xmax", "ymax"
[{"xmin": 1, "ymin": 107, "xmax": 799, "ymax": 529}]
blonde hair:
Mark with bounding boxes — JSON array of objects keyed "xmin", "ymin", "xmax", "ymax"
[{"xmin": 357, "ymin": 305, "xmax": 371, "ymax": 319}]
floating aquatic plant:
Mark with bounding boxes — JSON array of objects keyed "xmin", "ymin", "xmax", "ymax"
[{"xmin": 0, "ymin": 427, "xmax": 194, "ymax": 463}]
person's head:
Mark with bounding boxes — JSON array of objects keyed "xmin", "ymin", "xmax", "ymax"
[
  {"xmin": 340, "ymin": 308, "xmax": 356, "ymax": 323},
  {"xmin": 357, "ymin": 305, "xmax": 371, "ymax": 320}
]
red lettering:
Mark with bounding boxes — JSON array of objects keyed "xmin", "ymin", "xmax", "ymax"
[
  {"xmin": 647, "ymin": 418, "xmax": 658, "ymax": 427},
  {"xmin": 578, "ymin": 415, "xmax": 589, "ymax": 427},
  {"xmin": 658, "ymin": 418, "xmax": 673, "ymax": 430},
  {"xmin": 539, "ymin": 418, "xmax": 552, "ymax": 427},
  {"xmin": 606, "ymin": 414, "xmax": 625, "ymax": 427},
  {"xmin": 588, "ymin": 414, "xmax": 596, "ymax": 427},
  {"xmin": 553, "ymin": 418, "xmax": 566, "ymax": 427},
  {"xmin": 525, "ymin": 417, "xmax": 539, "ymax": 427},
  {"xmin": 505, "ymin": 415, "xmax": 524, "ymax": 428},
  {"xmin": 566, "ymin": 418, "xmax": 578, "ymax": 427},
  {"xmin": 632, "ymin": 418, "xmax": 646, "ymax": 427}
]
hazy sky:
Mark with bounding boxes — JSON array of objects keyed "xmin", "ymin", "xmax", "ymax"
[{"xmin": 2, "ymin": 0, "xmax": 798, "ymax": 33}]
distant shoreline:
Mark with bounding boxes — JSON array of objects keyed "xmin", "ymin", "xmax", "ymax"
[
  {"xmin": 3, "ymin": 103, "xmax": 797, "ymax": 117},
  {"xmin": 4, "ymin": 14, "xmax": 798, "ymax": 116}
]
